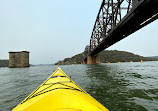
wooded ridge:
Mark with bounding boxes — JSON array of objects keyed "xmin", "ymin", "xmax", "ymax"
[{"xmin": 55, "ymin": 50, "xmax": 158, "ymax": 65}]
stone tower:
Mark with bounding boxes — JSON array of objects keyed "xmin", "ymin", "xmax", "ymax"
[{"xmin": 9, "ymin": 51, "xmax": 30, "ymax": 68}]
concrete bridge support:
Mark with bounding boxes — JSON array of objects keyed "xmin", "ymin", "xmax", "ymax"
[
  {"xmin": 82, "ymin": 60, "xmax": 87, "ymax": 64},
  {"xmin": 87, "ymin": 55, "xmax": 100, "ymax": 64}
]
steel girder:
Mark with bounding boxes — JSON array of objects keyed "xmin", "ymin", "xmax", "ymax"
[
  {"xmin": 82, "ymin": 0, "xmax": 158, "ymax": 60},
  {"xmin": 90, "ymin": 0, "xmax": 133, "ymax": 51}
]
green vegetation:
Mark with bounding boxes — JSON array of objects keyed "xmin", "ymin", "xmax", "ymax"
[
  {"xmin": 149, "ymin": 56, "xmax": 158, "ymax": 59},
  {"xmin": 0, "ymin": 60, "xmax": 9, "ymax": 67},
  {"xmin": 55, "ymin": 53, "xmax": 83, "ymax": 65},
  {"xmin": 99, "ymin": 50, "xmax": 157, "ymax": 63},
  {"xmin": 55, "ymin": 50, "xmax": 158, "ymax": 65}
]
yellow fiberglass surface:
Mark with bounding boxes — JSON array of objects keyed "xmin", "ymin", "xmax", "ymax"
[{"xmin": 12, "ymin": 68, "xmax": 109, "ymax": 111}]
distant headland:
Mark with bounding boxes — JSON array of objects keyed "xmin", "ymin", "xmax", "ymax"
[
  {"xmin": 55, "ymin": 50, "xmax": 158, "ymax": 65},
  {"xmin": 0, "ymin": 60, "xmax": 9, "ymax": 67}
]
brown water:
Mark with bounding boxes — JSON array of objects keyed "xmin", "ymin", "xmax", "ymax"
[{"xmin": 0, "ymin": 61, "xmax": 158, "ymax": 111}]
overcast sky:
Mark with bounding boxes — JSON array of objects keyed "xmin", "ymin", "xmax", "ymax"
[{"xmin": 0, "ymin": 0, "xmax": 158, "ymax": 64}]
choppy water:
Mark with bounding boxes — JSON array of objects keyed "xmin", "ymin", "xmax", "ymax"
[{"xmin": 0, "ymin": 61, "xmax": 158, "ymax": 111}]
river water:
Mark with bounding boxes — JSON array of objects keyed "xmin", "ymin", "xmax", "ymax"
[{"xmin": 0, "ymin": 61, "xmax": 158, "ymax": 111}]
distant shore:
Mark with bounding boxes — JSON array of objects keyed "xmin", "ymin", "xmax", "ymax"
[
  {"xmin": 0, "ymin": 60, "xmax": 9, "ymax": 67},
  {"xmin": 55, "ymin": 50, "xmax": 158, "ymax": 65}
]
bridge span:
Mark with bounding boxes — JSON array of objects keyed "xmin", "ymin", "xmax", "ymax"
[{"xmin": 82, "ymin": 0, "xmax": 158, "ymax": 64}]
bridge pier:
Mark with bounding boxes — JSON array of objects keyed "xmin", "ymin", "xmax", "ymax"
[
  {"xmin": 82, "ymin": 60, "xmax": 87, "ymax": 64},
  {"xmin": 87, "ymin": 55, "xmax": 100, "ymax": 64}
]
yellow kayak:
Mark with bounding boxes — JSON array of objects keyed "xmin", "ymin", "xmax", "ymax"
[{"xmin": 13, "ymin": 68, "xmax": 109, "ymax": 111}]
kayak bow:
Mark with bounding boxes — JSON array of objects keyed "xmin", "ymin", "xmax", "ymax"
[{"xmin": 13, "ymin": 68, "xmax": 109, "ymax": 111}]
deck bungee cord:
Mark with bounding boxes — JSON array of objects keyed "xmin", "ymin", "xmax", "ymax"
[{"xmin": 13, "ymin": 68, "xmax": 109, "ymax": 111}]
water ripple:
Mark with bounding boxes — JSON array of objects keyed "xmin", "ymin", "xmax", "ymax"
[{"xmin": 0, "ymin": 62, "xmax": 158, "ymax": 111}]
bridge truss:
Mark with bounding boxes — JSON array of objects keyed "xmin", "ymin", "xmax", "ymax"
[
  {"xmin": 83, "ymin": 0, "xmax": 158, "ymax": 60},
  {"xmin": 90, "ymin": 0, "xmax": 133, "ymax": 50}
]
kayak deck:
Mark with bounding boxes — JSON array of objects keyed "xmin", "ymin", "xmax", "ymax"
[{"xmin": 13, "ymin": 68, "xmax": 109, "ymax": 111}]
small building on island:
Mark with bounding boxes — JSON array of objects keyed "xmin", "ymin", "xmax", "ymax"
[{"xmin": 9, "ymin": 51, "xmax": 30, "ymax": 68}]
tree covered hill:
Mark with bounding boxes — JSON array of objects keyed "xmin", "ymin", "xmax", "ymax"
[
  {"xmin": 55, "ymin": 50, "xmax": 158, "ymax": 65},
  {"xmin": 148, "ymin": 56, "xmax": 158, "ymax": 59},
  {"xmin": 0, "ymin": 60, "xmax": 9, "ymax": 67},
  {"xmin": 99, "ymin": 50, "xmax": 156, "ymax": 63}
]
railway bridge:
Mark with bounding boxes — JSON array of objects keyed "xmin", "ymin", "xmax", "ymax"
[{"xmin": 82, "ymin": 0, "xmax": 158, "ymax": 64}]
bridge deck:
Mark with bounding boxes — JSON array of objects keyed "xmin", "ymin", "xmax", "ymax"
[{"xmin": 84, "ymin": 0, "xmax": 158, "ymax": 60}]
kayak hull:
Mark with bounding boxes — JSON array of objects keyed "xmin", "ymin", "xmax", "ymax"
[{"xmin": 12, "ymin": 68, "xmax": 109, "ymax": 111}]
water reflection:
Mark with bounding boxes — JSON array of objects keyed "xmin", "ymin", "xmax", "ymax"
[
  {"xmin": 85, "ymin": 64, "xmax": 148, "ymax": 111},
  {"xmin": 0, "ymin": 62, "xmax": 158, "ymax": 111},
  {"xmin": 0, "ymin": 66, "xmax": 55, "ymax": 111},
  {"xmin": 0, "ymin": 68, "xmax": 31, "ymax": 111}
]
